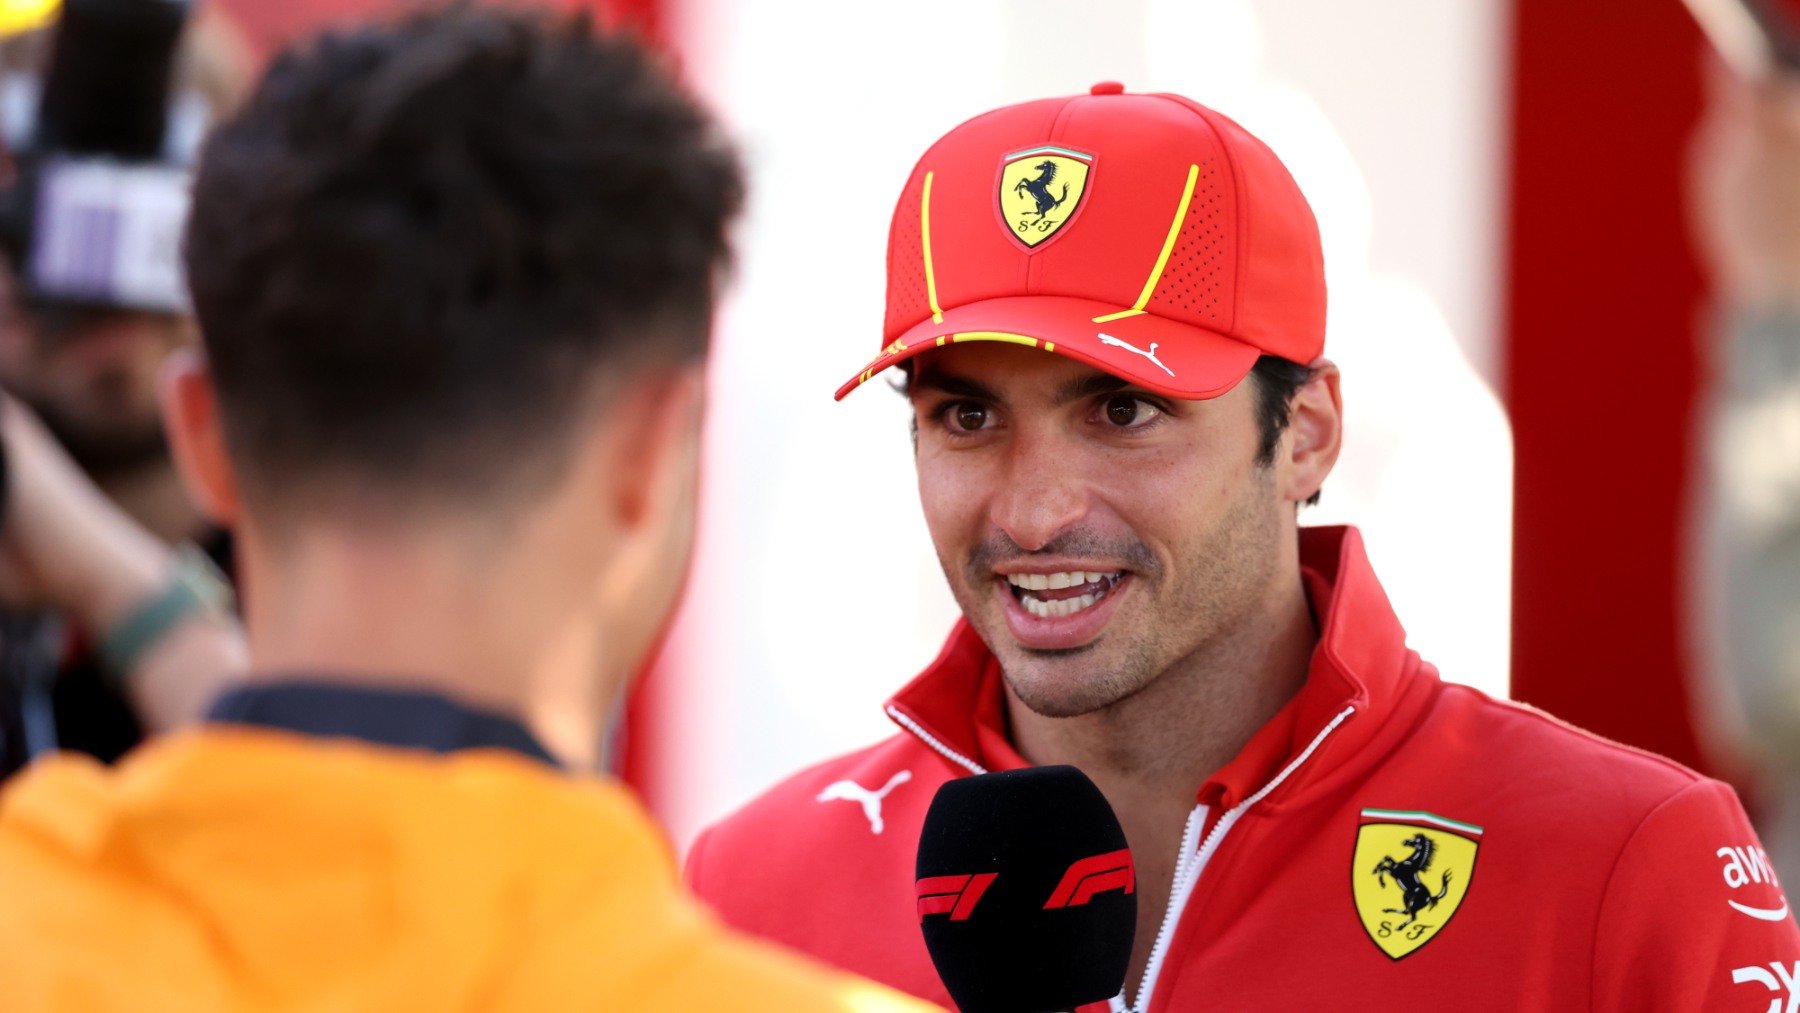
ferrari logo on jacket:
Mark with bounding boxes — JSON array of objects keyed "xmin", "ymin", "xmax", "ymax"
[
  {"xmin": 998, "ymin": 145, "xmax": 1092, "ymax": 248},
  {"xmin": 1351, "ymin": 809, "xmax": 1482, "ymax": 960}
]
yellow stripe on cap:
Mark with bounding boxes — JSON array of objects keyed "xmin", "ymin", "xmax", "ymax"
[
  {"xmin": 1128, "ymin": 163, "xmax": 1200, "ymax": 312},
  {"xmin": 921, "ymin": 171, "xmax": 944, "ymax": 325},
  {"xmin": 1092, "ymin": 308, "xmax": 1146, "ymax": 324},
  {"xmin": 950, "ymin": 332, "xmax": 1041, "ymax": 348}
]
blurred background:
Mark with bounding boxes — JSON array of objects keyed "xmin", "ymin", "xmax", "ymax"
[{"xmin": 10, "ymin": 0, "xmax": 1799, "ymax": 873}]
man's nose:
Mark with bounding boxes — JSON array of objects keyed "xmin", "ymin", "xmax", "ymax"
[{"xmin": 988, "ymin": 429, "xmax": 1089, "ymax": 552}]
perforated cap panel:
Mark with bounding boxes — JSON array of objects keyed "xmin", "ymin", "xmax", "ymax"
[
  {"xmin": 883, "ymin": 175, "xmax": 932, "ymax": 338},
  {"xmin": 1150, "ymin": 157, "xmax": 1227, "ymax": 326}
]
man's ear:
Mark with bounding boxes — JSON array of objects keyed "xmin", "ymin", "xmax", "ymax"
[
  {"xmin": 590, "ymin": 363, "xmax": 707, "ymax": 597},
  {"xmin": 1282, "ymin": 359, "xmax": 1343, "ymax": 504},
  {"xmin": 601, "ymin": 365, "xmax": 706, "ymax": 534},
  {"xmin": 160, "ymin": 348, "xmax": 242, "ymax": 526}
]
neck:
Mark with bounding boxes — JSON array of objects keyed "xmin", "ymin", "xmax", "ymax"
[
  {"xmin": 99, "ymin": 458, "xmax": 207, "ymax": 544},
  {"xmin": 238, "ymin": 517, "xmax": 617, "ymax": 771},
  {"xmin": 1006, "ymin": 566, "xmax": 1317, "ymax": 808},
  {"xmin": 1004, "ymin": 557, "xmax": 1316, "ymax": 1000}
]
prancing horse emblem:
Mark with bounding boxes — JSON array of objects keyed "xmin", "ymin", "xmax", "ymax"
[
  {"xmin": 1371, "ymin": 834, "xmax": 1453, "ymax": 929},
  {"xmin": 998, "ymin": 145, "xmax": 1093, "ymax": 249},
  {"xmin": 1014, "ymin": 161, "xmax": 1068, "ymax": 219},
  {"xmin": 1351, "ymin": 809, "xmax": 1482, "ymax": 960},
  {"xmin": 816, "ymin": 770, "xmax": 912, "ymax": 835}
]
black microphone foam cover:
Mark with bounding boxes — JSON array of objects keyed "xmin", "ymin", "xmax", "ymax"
[
  {"xmin": 35, "ymin": 0, "xmax": 189, "ymax": 159},
  {"xmin": 915, "ymin": 765, "xmax": 1135, "ymax": 1013}
]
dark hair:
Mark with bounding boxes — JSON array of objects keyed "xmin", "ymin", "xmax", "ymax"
[
  {"xmin": 183, "ymin": 5, "xmax": 743, "ymax": 512},
  {"xmin": 1248, "ymin": 355, "xmax": 1321, "ymax": 506}
]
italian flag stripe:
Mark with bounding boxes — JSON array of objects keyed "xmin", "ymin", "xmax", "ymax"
[
  {"xmin": 1003, "ymin": 144, "xmax": 1093, "ymax": 162},
  {"xmin": 1359, "ymin": 808, "xmax": 1484, "ymax": 836}
]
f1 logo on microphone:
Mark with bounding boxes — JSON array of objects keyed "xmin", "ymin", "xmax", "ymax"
[
  {"xmin": 917, "ymin": 849, "xmax": 1136, "ymax": 922},
  {"xmin": 1044, "ymin": 848, "xmax": 1135, "ymax": 909},
  {"xmin": 916, "ymin": 873, "xmax": 998, "ymax": 922}
]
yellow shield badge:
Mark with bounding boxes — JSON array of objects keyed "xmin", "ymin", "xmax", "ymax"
[
  {"xmin": 998, "ymin": 145, "xmax": 1093, "ymax": 249},
  {"xmin": 1351, "ymin": 809, "xmax": 1482, "ymax": 960}
]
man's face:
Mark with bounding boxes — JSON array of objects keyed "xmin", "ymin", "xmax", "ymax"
[
  {"xmin": 0, "ymin": 268, "xmax": 194, "ymax": 474},
  {"xmin": 909, "ymin": 342, "xmax": 1292, "ymax": 718}
]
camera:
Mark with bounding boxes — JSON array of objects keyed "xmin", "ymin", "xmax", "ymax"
[{"xmin": 0, "ymin": 0, "xmax": 196, "ymax": 318}]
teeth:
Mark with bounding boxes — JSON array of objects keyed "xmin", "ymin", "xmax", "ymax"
[
  {"xmin": 1008, "ymin": 570, "xmax": 1120, "ymax": 591},
  {"xmin": 1017, "ymin": 589, "xmax": 1109, "ymax": 619}
]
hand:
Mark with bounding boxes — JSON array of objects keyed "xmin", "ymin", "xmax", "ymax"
[
  {"xmin": 0, "ymin": 392, "xmax": 246, "ymax": 730},
  {"xmin": 0, "ymin": 393, "xmax": 170, "ymax": 628},
  {"xmin": 1690, "ymin": 62, "xmax": 1800, "ymax": 307}
]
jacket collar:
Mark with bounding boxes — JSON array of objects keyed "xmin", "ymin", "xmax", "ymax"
[
  {"xmin": 206, "ymin": 681, "xmax": 561, "ymax": 768},
  {"xmin": 884, "ymin": 525, "xmax": 1436, "ymax": 809}
]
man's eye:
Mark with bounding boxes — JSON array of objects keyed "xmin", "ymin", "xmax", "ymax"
[
  {"xmin": 1102, "ymin": 394, "xmax": 1163, "ymax": 428},
  {"xmin": 946, "ymin": 402, "xmax": 993, "ymax": 432}
]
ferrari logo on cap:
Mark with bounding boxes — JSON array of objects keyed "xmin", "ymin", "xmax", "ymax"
[
  {"xmin": 1351, "ymin": 809, "xmax": 1481, "ymax": 960},
  {"xmin": 999, "ymin": 145, "xmax": 1093, "ymax": 249}
]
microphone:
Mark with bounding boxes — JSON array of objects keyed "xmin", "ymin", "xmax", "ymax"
[{"xmin": 915, "ymin": 765, "xmax": 1135, "ymax": 1013}]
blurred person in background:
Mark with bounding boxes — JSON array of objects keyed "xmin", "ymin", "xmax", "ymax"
[
  {"xmin": 689, "ymin": 85, "xmax": 1800, "ymax": 1010},
  {"xmin": 0, "ymin": 6, "xmax": 932, "ymax": 1009},
  {"xmin": 0, "ymin": 1, "xmax": 252, "ymax": 778},
  {"xmin": 1693, "ymin": 59, "xmax": 1800, "ymax": 896}
]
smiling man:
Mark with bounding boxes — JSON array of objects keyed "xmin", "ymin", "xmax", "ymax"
[{"xmin": 687, "ymin": 85, "xmax": 1800, "ymax": 1011}]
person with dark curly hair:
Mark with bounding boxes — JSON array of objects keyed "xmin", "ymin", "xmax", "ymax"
[{"xmin": 0, "ymin": 7, "xmax": 931, "ymax": 1010}]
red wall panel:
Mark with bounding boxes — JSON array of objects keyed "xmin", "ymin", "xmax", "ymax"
[{"xmin": 1504, "ymin": 0, "xmax": 1710, "ymax": 771}]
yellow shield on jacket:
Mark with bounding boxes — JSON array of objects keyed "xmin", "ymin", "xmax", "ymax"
[
  {"xmin": 1351, "ymin": 809, "xmax": 1482, "ymax": 960},
  {"xmin": 998, "ymin": 146, "xmax": 1092, "ymax": 248}
]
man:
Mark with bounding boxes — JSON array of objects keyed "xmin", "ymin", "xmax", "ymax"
[
  {"xmin": 688, "ymin": 84, "xmax": 1800, "ymax": 1010},
  {"xmin": 0, "ymin": 3, "xmax": 252, "ymax": 776},
  {"xmin": 0, "ymin": 8, "xmax": 930, "ymax": 1010}
]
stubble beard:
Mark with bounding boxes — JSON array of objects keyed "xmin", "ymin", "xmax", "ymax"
[
  {"xmin": 946, "ymin": 466, "xmax": 1287, "ymax": 722},
  {"xmin": 30, "ymin": 394, "xmax": 171, "ymax": 478}
]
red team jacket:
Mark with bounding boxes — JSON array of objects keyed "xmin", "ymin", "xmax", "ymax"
[{"xmin": 689, "ymin": 527, "xmax": 1800, "ymax": 1011}]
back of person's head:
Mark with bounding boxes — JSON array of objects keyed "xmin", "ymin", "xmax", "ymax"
[{"xmin": 180, "ymin": 3, "xmax": 742, "ymax": 520}]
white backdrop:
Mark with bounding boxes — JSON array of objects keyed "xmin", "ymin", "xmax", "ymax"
[{"xmin": 648, "ymin": 0, "xmax": 1515, "ymax": 850}]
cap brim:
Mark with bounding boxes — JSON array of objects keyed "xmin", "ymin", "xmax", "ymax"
[{"xmin": 834, "ymin": 295, "xmax": 1261, "ymax": 401}]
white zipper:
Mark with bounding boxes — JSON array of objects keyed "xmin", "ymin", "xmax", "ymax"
[
  {"xmin": 1124, "ymin": 705, "xmax": 1357, "ymax": 1013},
  {"xmin": 1114, "ymin": 803, "xmax": 1208, "ymax": 1013},
  {"xmin": 886, "ymin": 704, "xmax": 987, "ymax": 775}
]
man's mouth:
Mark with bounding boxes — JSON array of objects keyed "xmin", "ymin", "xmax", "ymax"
[{"xmin": 1003, "ymin": 570, "xmax": 1125, "ymax": 619}]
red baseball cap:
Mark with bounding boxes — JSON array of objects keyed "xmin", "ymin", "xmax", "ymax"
[{"xmin": 835, "ymin": 82, "xmax": 1326, "ymax": 401}]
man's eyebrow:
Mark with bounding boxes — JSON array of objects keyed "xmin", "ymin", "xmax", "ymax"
[
  {"xmin": 1054, "ymin": 372, "xmax": 1131, "ymax": 405},
  {"xmin": 908, "ymin": 371, "xmax": 1001, "ymax": 402}
]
